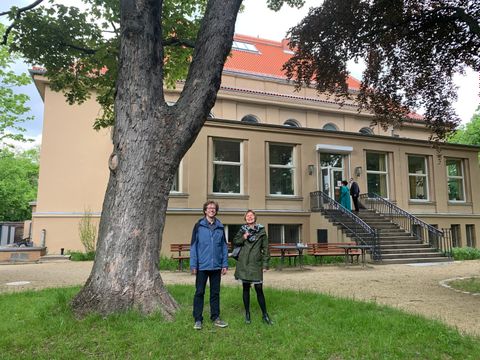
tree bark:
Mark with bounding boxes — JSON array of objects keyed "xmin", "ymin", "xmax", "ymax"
[{"xmin": 71, "ymin": 0, "xmax": 243, "ymax": 318}]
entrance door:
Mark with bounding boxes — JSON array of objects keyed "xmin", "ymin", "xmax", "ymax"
[{"xmin": 319, "ymin": 153, "xmax": 344, "ymax": 201}]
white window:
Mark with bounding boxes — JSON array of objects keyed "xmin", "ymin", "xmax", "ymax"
[
  {"xmin": 212, "ymin": 139, "xmax": 243, "ymax": 194},
  {"xmin": 268, "ymin": 224, "xmax": 301, "ymax": 244},
  {"xmin": 446, "ymin": 159, "xmax": 465, "ymax": 201},
  {"xmin": 224, "ymin": 224, "xmax": 242, "ymax": 243},
  {"xmin": 269, "ymin": 143, "xmax": 295, "ymax": 195},
  {"xmin": 323, "ymin": 123, "xmax": 338, "ymax": 131},
  {"xmin": 359, "ymin": 127, "xmax": 374, "ymax": 135},
  {"xmin": 366, "ymin": 152, "xmax": 388, "ymax": 198},
  {"xmin": 284, "ymin": 119, "xmax": 300, "ymax": 127},
  {"xmin": 170, "ymin": 169, "xmax": 180, "ymax": 193},
  {"xmin": 232, "ymin": 41, "xmax": 259, "ymax": 53},
  {"xmin": 241, "ymin": 114, "xmax": 259, "ymax": 123},
  {"xmin": 408, "ymin": 155, "xmax": 429, "ymax": 201}
]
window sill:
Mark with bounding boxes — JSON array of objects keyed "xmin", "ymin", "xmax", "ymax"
[
  {"xmin": 169, "ymin": 192, "xmax": 189, "ymax": 198},
  {"xmin": 266, "ymin": 195, "xmax": 303, "ymax": 201},
  {"xmin": 408, "ymin": 200, "xmax": 435, "ymax": 205},
  {"xmin": 447, "ymin": 201, "xmax": 471, "ymax": 206},
  {"xmin": 209, "ymin": 193, "xmax": 250, "ymax": 200}
]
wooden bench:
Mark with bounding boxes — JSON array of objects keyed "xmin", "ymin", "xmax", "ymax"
[
  {"xmin": 171, "ymin": 243, "xmax": 234, "ymax": 270},
  {"xmin": 170, "ymin": 244, "xmax": 190, "ymax": 271},
  {"xmin": 307, "ymin": 242, "xmax": 361, "ymax": 264},
  {"xmin": 269, "ymin": 243, "xmax": 298, "ymax": 266}
]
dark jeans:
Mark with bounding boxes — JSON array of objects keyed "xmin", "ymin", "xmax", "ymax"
[
  {"xmin": 193, "ymin": 269, "xmax": 221, "ymax": 322},
  {"xmin": 352, "ymin": 195, "xmax": 360, "ymax": 212}
]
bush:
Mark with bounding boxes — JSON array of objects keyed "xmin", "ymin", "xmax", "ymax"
[
  {"xmin": 78, "ymin": 209, "xmax": 97, "ymax": 253},
  {"xmin": 67, "ymin": 251, "xmax": 96, "ymax": 261},
  {"xmin": 452, "ymin": 247, "xmax": 480, "ymax": 260}
]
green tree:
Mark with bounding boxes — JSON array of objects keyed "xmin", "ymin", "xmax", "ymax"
[
  {"xmin": 0, "ymin": 23, "xmax": 33, "ymax": 144},
  {"xmin": 449, "ymin": 106, "xmax": 480, "ymax": 145},
  {"xmin": 0, "ymin": 146, "xmax": 39, "ymax": 221},
  {"xmin": 284, "ymin": 0, "xmax": 480, "ymax": 140},
  {"xmin": 1, "ymin": 0, "xmax": 303, "ymax": 318}
]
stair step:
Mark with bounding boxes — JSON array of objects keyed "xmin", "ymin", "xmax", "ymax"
[
  {"xmin": 39, "ymin": 255, "xmax": 71, "ymax": 262},
  {"xmin": 380, "ymin": 244, "xmax": 435, "ymax": 251},
  {"xmin": 380, "ymin": 252, "xmax": 445, "ymax": 259},
  {"xmin": 378, "ymin": 257, "xmax": 451, "ymax": 265}
]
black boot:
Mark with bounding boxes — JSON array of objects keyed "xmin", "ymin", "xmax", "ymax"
[
  {"xmin": 262, "ymin": 313, "xmax": 273, "ymax": 325},
  {"xmin": 245, "ymin": 311, "xmax": 251, "ymax": 324}
]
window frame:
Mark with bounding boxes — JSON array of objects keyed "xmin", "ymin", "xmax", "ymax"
[
  {"xmin": 267, "ymin": 224, "xmax": 302, "ymax": 244},
  {"xmin": 365, "ymin": 151, "xmax": 389, "ymax": 198},
  {"xmin": 322, "ymin": 123, "xmax": 338, "ymax": 131},
  {"xmin": 407, "ymin": 155, "xmax": 429, "ymax": 202},
  {"xmin": 466, "ymin": 224, "xmax": 476, "ymax": 248},
  {"xmin": 283, "ymin": 119, "xmax": 300, "ymax": 127},
  {"xmin": 268, "ymin": 142, "xmax": 296, "ymax": 196},
  {"xmin": 211, "ymin": 138, "xmax": 244, "ymax": 195},
  {"xmin": 446, "ymin": 158, "xmax": 466, "ymax": 202},
  {"xmin": 241, "ymin": 114, "xmax": 259, "ymax": 123}
]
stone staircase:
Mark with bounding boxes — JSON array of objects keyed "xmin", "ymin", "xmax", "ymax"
[{"xmin": 320, "ymin": 208, "xmax": 450, "ymax": 264}]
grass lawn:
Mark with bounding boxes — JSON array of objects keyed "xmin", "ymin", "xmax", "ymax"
[
  {"xmin": 1, "ymin": 285, "xmax": 479, "ymax": 359},
  {"xmin": 448, "ymin": 277, "xmax": 480, "ymax": 294}
]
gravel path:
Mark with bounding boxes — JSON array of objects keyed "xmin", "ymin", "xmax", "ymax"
[{"xmin": 1, "ymin": 260, "xmax": 479, "ymax": 337}]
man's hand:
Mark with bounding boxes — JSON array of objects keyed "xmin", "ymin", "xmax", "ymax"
[
  {"xmin": 221, "ymin": 267, "xmax": 228, "ymax": 275},
  {"xmin": 191, "ymin": 268, "xmax": 197, "ymax": 275}
]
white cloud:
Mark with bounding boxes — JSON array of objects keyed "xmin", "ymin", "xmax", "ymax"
[{"xmin": 2, "ymin": 134, "xmax": 42, "ymax": 151}]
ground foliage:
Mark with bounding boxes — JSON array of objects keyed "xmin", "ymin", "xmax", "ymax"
[
  {"xmin": 284, "ymin": 0, "xmax": 480, "ymax": 140},
  {"xmin": 0, "ymin": 146, "xmax": 38, "ymax": 221},
  {"xmin": 0, "ymin": 24, "xmax": 33, "ymax": 144},
  {"xmin": 1, "ymin": 285, "xmax": 480, "ymax": 359}
]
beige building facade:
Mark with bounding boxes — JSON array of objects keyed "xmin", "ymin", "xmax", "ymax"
[{"xmin": 30, "ymin": 35, "xmax": 480, "ymax": 255}]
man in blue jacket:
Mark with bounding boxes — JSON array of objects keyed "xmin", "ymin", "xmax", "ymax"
[{"xmin": 190, "ymin": 200, "xmax": 229, "ymax": 330}]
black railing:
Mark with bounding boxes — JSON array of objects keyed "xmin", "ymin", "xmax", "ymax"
[
  {"xmin": 359, "ymin": 193, "xmax": 452, "ymax": 258},
  {"xmin": 310, "ymin": 191, "xmax": 381, "ymax": 260}
]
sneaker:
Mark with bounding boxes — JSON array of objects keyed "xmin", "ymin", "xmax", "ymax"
[
  {"xmin": 193, "ymin": 321, "xmax": 202, "ymax": 330},
  {"xmin": 213, "ymin": 318, "xmax": 228, "ymax": 328}
]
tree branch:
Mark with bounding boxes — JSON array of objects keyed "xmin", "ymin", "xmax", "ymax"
[
  {"xmin": 162, "ymin": 37, "xmax": 195, "ymax": 48},
  {"xmin": 1, "ymin": 0, "xmax": 45, "ymax": 45},
  {"xmin": 59, "ymin": 41, "xmax": 97, "ymax": 55},
  {"xmin": 442, "ymin": 6, "xmax": 480, "ymax": 37},
  {"xmin": 176, "ymin": 0, "xmax": 242, "ymax": 140}
]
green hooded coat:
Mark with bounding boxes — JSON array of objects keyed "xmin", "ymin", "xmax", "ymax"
[{"xmin": 233, "ymin": 225, "xmax": 270, "ymax": 282}]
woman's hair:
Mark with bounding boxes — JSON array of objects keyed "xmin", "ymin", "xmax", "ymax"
[
  {"xmin": 203, "ymin": 200, "xmax": 219, "ymax": 214},
  {"xmin": 244, "ymin": 209, "xmax": 257, "ymax": 222},
  {"xmin": 342, "ymin": 180, "xmax": 348, "ymax": 186}
]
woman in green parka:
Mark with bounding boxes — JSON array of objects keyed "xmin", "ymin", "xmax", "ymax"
[{"xmin": 233, "ymin": 210, "xmax": 272, "ymax": 325}]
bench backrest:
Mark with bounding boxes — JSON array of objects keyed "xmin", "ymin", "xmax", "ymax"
[{"xmin": 170, "ymin": 244, "xmax": 190, "ymax": 255}]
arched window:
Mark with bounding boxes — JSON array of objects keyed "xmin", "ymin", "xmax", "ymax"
[
  {"xmin": 323, "ymin": 123, "xmax": 338, "ymax": 131},
  {"xmin": 241, "ymin": 114, "xmax": 259, "ymax": 123},
  {"xmin": 359, "ymin": 127, "xmax": 374, "ymax": 135},
  {"xmin": 283, "ymin": 119, "xmax": 300, "ymax": 127}
]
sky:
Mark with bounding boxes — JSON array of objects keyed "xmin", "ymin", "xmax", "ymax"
[{"xmin": 2, "ymin": 0, "xmax": 479, "ymax": 146}]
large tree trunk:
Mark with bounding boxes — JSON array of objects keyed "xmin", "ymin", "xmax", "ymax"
[{"xmin": 71, "ymin": 0, "xmax": 242, "ymax": 318}]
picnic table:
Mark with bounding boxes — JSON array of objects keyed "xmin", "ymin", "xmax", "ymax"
[
  {"xmin": 271, "ymin": 243, "xmax": 309, "ymax": 270},
  {"xmin": 335, "ymin": 244, "xmax": 371, "ymax": 267}
]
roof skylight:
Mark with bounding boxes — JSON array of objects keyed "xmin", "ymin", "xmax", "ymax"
[{"xmin": 232, "ymin": 41, "xmax": 259, "ymax": 53}]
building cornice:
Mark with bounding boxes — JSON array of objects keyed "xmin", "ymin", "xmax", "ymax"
[{"xmin": 204, "ymin": 118, "xmax": 480, "ymax": 152}]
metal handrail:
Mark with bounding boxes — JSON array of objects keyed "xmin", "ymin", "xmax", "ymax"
[
  {"xmin": 359, "ymin": 193, "xmax": 452, "ymax": 258},
  {"xmin": 310, "ymin": 191, "xmax": 381, "ymax": 260}
]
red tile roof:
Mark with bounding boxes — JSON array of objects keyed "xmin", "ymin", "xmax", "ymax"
[{"xmin": 225, "ymin": 34, "xmax": 362, "ymax": 90}]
